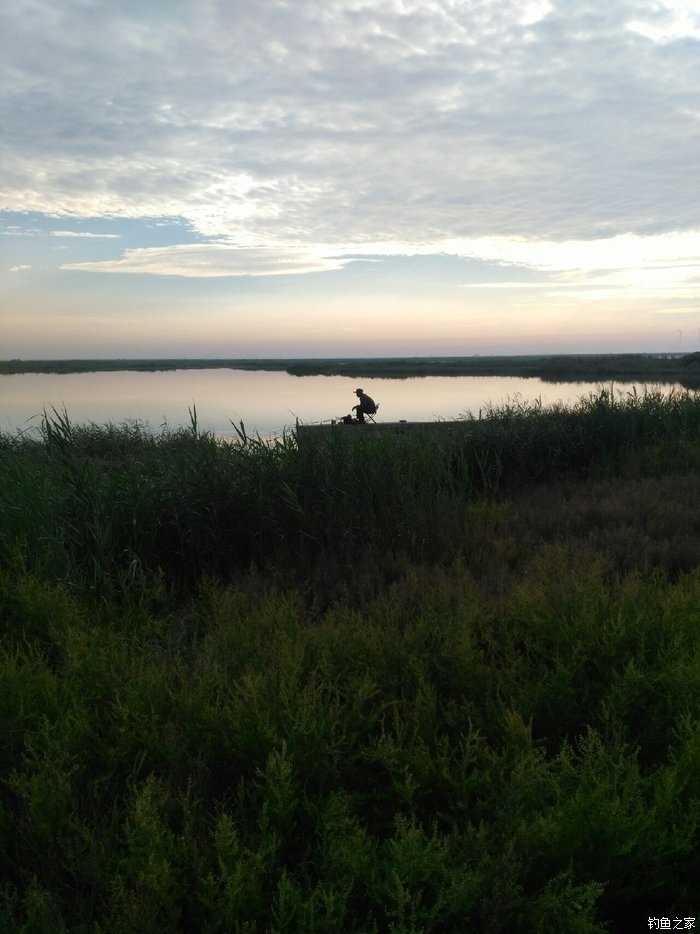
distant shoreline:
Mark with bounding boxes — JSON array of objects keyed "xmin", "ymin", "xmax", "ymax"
[{"xmin": 2, "ymin": 353, "xmax": 700, "ymax": 385}]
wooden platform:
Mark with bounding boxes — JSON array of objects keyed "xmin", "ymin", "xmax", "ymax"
[{"xmin": 295, "ymin": 420, "xmax": 469, "ymax": 439}]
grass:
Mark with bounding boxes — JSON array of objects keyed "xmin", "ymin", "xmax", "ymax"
[
  {"xmin": 3, "ymin": 351, "xmax": 700, "ymax": 385},
  {"xmin": 0, "ymin": 387, "xmax": 699, "ymax": 931}
]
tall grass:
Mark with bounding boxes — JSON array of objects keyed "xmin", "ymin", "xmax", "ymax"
[
  {"xmin": 2, "ymin": 388, "xmax": 700, "ymax": 598},
  {"xmin": 0, "ymin": 390, "xmax": 700, "ymax": 594},
  {"xmin": 0, "ymin": 387, "xmax": 699, "ymax": 930}
]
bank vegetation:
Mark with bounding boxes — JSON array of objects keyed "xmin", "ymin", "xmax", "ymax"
[
  {"xmin": 3, "ymin": 351, "xmax": 700, "ymax": 386},
  {"xmin": 0, "ymin": 387, "xmax": 698, "ymax": 931}
]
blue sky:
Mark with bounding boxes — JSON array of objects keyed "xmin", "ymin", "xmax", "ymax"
[{"xmin": 2, "ymin": 0, "xmax": 699, "ymax": 358}]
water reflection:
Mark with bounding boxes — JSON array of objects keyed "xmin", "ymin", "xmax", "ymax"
[{"xmin": 0, "ymin": 368, "xmax": 686, "ymax": 439}]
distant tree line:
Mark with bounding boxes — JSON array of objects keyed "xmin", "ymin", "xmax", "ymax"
[{"xmin": 2, "ymin": 353, "xmax": 700, "ymax": 385}]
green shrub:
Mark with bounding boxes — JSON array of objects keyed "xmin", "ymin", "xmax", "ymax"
[{"xmin": 1, "ymin": 392, "xmax": 699, "ymax": 930}]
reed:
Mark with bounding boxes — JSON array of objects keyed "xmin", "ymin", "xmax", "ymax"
[
  {"xmin": 3, "ymin": 388, "xmax": 700, "ymax": 599},
  {"xmin": 0, "ymin": 388, "xmax": 699, "ymax": 930}
]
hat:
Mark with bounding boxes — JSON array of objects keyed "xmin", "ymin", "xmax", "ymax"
[{"xmin": 355, "ymin": 388, "xmax": 363, "ymax": 394}]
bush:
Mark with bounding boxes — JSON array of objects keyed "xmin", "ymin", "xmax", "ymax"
[{"xmin": 0, "ymin": 392, "xmax": 699, "ymax": 929}]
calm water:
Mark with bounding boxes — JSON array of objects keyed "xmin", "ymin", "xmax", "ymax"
[{"xmin": 0, "ymin": 368, "xmax": 681, "ymax": 439}]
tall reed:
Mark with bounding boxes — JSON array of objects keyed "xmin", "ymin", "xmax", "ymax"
[{"xmin": 2, "ymin": 388, "xmax": 700, "ymax": 602}]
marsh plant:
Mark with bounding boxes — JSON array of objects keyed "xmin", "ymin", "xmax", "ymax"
[{"xmin": 0, "ymin": 388, "xmax": 698, "ymax": 931}]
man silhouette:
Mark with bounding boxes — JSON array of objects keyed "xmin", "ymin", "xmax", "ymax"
[{"xmin": 352, "ymin": 388, "xmax": 377, "ymax": 423}]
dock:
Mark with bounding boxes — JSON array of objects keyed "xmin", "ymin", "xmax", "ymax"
[{"xmin": 295, "ymin": 420, "xmax": 470, "ymax": 440}]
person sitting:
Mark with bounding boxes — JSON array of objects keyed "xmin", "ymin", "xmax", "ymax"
[{"xmin": 352, "ymin": 388, "xmax": 377, "ymax": 423}]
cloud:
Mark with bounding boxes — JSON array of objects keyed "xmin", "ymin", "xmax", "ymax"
[
  {"xmin": 1, "ymin": 226, "xmax": 41, "ymax": 237},
  {"xmin": 9, "ymin": 264, "xmax": 31, "ymax": 272},
  {"xmin": 449, "ymin": 230, "xmax": 700, "ymax": 273},
  {"xmin": 628, "ymin": 0, "xmax": 700, "ymax": 41},
  {"xmin": 59, "ymin": 229, "xmax": 700, "ymax": 312},
  {"xmin": 21, "ymin": 221, "xmax": 694, "ymax": 325},
  {"xmin": 61, "ymin": 244, "xmax": 351, "ymax": 277},
  {"xmin": 51, "ymin": 230, "xmax": 120, "ymax": 239},
  {"xmin": 455, "ymin": 230, "xmax": 700, "ymax": 300},
  {"xmin": 1, "ymin": 0, "xmax": 699, "ymax": 253}
]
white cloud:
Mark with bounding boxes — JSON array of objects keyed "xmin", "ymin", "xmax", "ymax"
[
  {"xmin": 62, "ymin": 244, "xmax": 351, "ymax": 277},
  {"xmin": 51, "ymin": 230, "xmax": 120, "ymax": 239},
  {"xmin": 456, "ymin": 230, "xmax": 700, "ymax": 300},
  {"xmin": 1, "ymin": 0, "xmax": 698, "ymax": 251},
  {"xmin": 9, "ymin": 264, "xmax": 31, "ymax": 272},
  {"xmin": 627, "ymin": 0, "xmax": 700, "ymax": 42},
  {"xmin": 446, "ymin": 230, "xmax": 700, "ymax": 273},
  {"xmin": 520, "ymin": 1, "xmax": 553, "ymax": 27},
  {"xmin": 60, "ymin": 230, "xmax": 700, "ymax": 315}
]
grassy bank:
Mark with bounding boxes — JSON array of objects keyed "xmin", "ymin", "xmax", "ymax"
[
  {"xmin": 3, "ymin": 351, "xmax": 700, "ymax": 385},
  {"xmin": 1, "ymin": 389, "xmax": 699, "ymax": 931}
]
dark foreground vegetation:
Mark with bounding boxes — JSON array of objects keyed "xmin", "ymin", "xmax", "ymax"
[
  {"xmin": 1, "ymin": 388, "xmax": 699, "ymax": 931},
  {"xmin": 3, "ymin": 351, "xmax": 700, "ymax": 386}
]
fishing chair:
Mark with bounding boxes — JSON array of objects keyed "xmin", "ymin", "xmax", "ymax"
[{"xmin": 366, "ymin": 403, "xmax": 379, "ymax": 423}]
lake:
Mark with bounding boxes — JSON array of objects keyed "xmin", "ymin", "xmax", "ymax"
[{"xmin": 0, "ymin": 368, "xmax": 683, "ymax": 440}]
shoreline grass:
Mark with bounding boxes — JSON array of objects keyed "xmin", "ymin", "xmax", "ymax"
[
  {"xmin": 3, "ymin": 350, "xmax": 700, "ymax": 386},
  {"xmin": 1, "ymin": 388, "xmax": 699, "ymax": 931}
]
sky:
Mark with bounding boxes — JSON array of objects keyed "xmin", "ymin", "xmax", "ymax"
[{"xmin": 1, "ymin": 0, "xmax": 700, "ymax": 359}]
